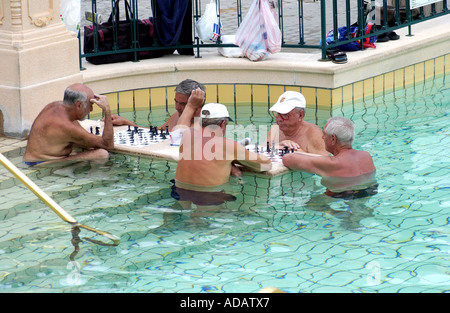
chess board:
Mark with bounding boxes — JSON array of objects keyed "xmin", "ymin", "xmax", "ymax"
[
  {"xmin": 79, "ymin": 120, "xmax": 290, "ymax": 176},
  {"xmin": 114, "ymin": 125, "xmax": 170, "ymax": 147},
  {"xmin": 246, "ymin": 142, "xmax": 295, "ymax": 163}
]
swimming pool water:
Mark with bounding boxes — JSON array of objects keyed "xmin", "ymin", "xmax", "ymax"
[{"xmin": 0, "ymin": 80, "xmax": 449, "ymax": 293}]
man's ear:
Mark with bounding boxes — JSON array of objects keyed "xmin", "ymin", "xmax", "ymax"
[{"xmin": 331, "ymin": 134, "xmax": 337, "ymax": 142}]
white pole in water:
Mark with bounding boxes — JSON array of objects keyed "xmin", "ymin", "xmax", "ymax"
[{"xmin": 0, "ymin": 152, "xmax": 120, "ymax": 246}]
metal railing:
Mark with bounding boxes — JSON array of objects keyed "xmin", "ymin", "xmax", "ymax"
[{"xmin": 79, "ymin": 0, "xmax": 449, "ymax": 68}]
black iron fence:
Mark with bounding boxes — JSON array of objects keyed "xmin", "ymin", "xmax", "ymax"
[{"xmin": 78, "ymin": 0, "xmax": 449, "ymax": 68}]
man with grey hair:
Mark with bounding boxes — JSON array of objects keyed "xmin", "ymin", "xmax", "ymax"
[
  {"xmin": 282, "ymin": 116, "xmax": 377, "ymax": 198},
  {"xmin": 24, "ymin": 83, "xmax": 114, "ymax": 166},
  {"xmin": 109, "ymin": 79, "xmax": 206, "ymax": 132}
]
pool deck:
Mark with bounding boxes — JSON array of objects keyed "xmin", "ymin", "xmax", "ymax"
[
  {"xmin": 1, "ymin": 15, "xmax": 449, "ymax": 166},
  {"xmin": 81, "ymin": 16, "xmax": 450, "ymax": 95}
]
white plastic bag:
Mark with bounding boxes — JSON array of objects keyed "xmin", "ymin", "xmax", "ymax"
[
  {"xmin": 196, "ymin": 0, "xmax": 222, "ymax": 43},
  {"xmin": 218, "ymin": 35, "xmax": 244, "ymax": 58},
  {"xmin": 234, "ymin": 0, "xmax": 281, "ymax": 61},
  {"xmin": 60, "ymin": 0, "xmax": 81, "ymax": 33}
]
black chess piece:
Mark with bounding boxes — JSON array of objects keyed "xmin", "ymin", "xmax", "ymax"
[
  {"xmin": 266, "ymin": 141, "xmax": 270, "ymax": 153},
  {"xmin": 90, "ymin": 126, "xmax": 93, "ymax": 134},
  {"xmin": 95, "ymin": 127, "xmax": 100, "ymax": 135}
]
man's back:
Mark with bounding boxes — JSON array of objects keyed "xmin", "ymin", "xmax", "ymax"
[
  {"xmin": 24, "ymin": 102, "xmax": 75, "ymax": 161},
  {"xmin": 176, "ymin": 128, "xmax": 232, "ymax": 187},
  {"xmin": 323, "ymin": 149, "xmax": 375, "ymax": 177},
  {"xmin": 175, "ymin": 126, "xmax": 271, "ymax": 188}
]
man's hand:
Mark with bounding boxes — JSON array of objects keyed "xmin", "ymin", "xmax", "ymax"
[
  {"xmin": 174, "ymin": 88, "xmax": 205, "ymax": 130},
  {"xmin": 187, "ymin": 88, "xmax": 205, "ymax": 110},
  {"xmin": 104, "ymin": 115, "xmax": 138, "ymax": 126},
  {"xmin": 91, "ymin": 94, "xmax": 111, "ymax": 113},
  {"xmin": 279, "ymin": 139, "xmax": 300, "ymax": 151}
]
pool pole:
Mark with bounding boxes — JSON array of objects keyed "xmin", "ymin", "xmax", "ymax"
[{"xmin": 0, "ymin": 153, "xmax": 119, "ymax": 246}]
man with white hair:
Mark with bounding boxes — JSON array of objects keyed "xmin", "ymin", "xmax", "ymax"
[
  {"xmin": 282, "ymin": 116, "xmax": 377, "ymax": 198},
  {"xmin": 267, "ymin": 91, "xmax": 328, "ymax": 156}
]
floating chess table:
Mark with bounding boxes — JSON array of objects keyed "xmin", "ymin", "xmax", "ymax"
[{"xmin": 80, "ymin": 120, "xmax": 290, "ymax": 177}]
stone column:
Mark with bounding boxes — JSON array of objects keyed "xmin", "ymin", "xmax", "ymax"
[{"xmin": 0, "ymin": 0, "xmax": 82, "ymax": 138}]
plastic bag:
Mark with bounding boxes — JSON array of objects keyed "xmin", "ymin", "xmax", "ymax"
[
  {"xmin": 195, "ymin": 0, "xmax": 222, "ymax": 43},
  {"xmin": 60, "ymin": 0, "xmax": 81, "ymax": 33},
  {"xmin": 234, "ymin": 0, "xmax": 281, "ymax": 61},
  {"xmin": 218, "ymin": 35, "xmax": 244, "ymax": 58}
]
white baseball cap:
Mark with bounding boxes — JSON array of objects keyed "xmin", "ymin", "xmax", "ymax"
[
  {"xmin": 269, "ymin": 91, "xmax": 306, "ymax": 114},
  {"xmin": 201, "ymin": 103, "xmax": 233, "ymax": 121}
]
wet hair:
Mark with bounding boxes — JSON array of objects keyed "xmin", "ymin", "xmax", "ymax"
[
  {"xmin": 324, "ymin": 116, "xmax": 355, "ymax": 145},
  {"xmin": 63, "ymin": 85, "xmax": 88, "ymax": 108},
  {"xmin": 175, "ymin": 79, "xmax": 206, "ymax": 96}
]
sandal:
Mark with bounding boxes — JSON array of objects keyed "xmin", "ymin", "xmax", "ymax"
[
  {"xmin": 388, "ymin": 31, "xmax": 400, "ymax": 40},
  {"xmin": 326, "ymin": 49, "xmax": 348, "ymax": 64}
]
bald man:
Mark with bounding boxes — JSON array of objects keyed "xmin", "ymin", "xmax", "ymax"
[{"xmin": 24, "ymin": 83, "xmax": 114, "ymax": 166}]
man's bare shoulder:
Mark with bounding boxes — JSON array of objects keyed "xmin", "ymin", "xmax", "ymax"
[{"xmin": 304, "ymin": 121, "xmax": 323, "ymax": 133}]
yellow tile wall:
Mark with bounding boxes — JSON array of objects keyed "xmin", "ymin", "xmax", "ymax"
[{"xmin": 107, "ymin": 53, "xmax": 449, "ymax": 112}]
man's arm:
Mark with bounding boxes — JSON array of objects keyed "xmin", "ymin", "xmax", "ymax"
[
  {"xmin": 173, "ymin": 88, "xmax": 204, "ymax": 130},
  {"xmin": 71, "ymin": 95, "xmax": 114, "ymax": 150},
  {"xmin": 159, "ymin": 112, "xmax": 178, "ymax": 132},
  {"xmin": 282, "ymin": 153, "xmax": 333, "ymax": 176},
  {"xmin": 108, "ymin": 115, "xmax": 139, "ymax": 127}
]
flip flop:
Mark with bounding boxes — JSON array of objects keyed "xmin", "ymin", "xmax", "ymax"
[
  {"xmin": 377, "ymin": 31, "xmax": 400, "ymax": 42},
  {"xmin": 326, "ymin": 49, "xmax": 348, "ymax": 64},
  {"xmin": 389, "ymin": 31, "xmax": 400, "ymax": 40},
  {"xmin": 376, "ymin": 33, "xmax": 390, "ymax": 42}
]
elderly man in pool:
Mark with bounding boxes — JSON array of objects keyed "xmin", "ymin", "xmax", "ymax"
[
  {"xmin": 172, "ymin": 88, "xmax": 272, "ymax": 194},
  {"xmin": 266, "ymin": 91, "xmax": 328, "ymax": 156},
  {"xmin": 282, "ymin": 116, "xmax": 378, "ymax": 198},
  {"xmin": 108, "ymin": 79, "xmax": 206, "ymax": 131},
  {"xmin": 23, "ymin": 83, "xmax": 114, "ymax": 166}
]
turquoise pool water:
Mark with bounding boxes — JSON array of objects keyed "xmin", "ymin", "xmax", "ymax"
[{"xmin": 0, "ymin": 79, "xmax": 449, "ymax": 293}]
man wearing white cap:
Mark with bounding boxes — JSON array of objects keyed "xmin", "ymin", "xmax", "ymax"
[
  {"xmin": 267, "ymin": 91, "xmax": 327, "ymax": 156},
  {"xmin": 173, "ymin": 88, "xmax": 272, "ymax": 190}
]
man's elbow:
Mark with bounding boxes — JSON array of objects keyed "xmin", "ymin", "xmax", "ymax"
[{"xmin": 101, "ymin": 138, "xmax": 115, "ymax": 151}]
